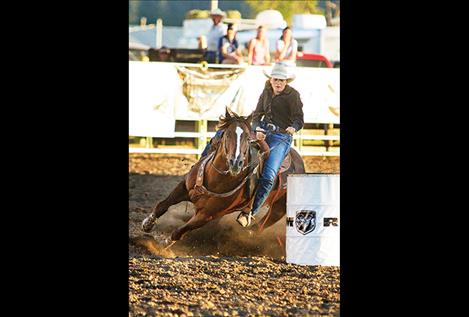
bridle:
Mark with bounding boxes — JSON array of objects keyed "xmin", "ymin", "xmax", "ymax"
[{"xmin": 210, "ymin": 123, "xmax": 252, "ymax": 175}]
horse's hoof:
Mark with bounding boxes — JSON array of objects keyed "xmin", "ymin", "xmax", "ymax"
[{"xmin": 141, "ymin": 216, "xmax": 155, "ymax": 233}]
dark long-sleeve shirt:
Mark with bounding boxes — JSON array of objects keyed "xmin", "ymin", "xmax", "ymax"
[{"xmin": 251, "ymin": 80, "xmax": 304, "ymax": 132}]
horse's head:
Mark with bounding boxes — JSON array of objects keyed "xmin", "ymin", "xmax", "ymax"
[{"xmin": 216, "ymin": 107, "xmax": 252, "ymax": 176}]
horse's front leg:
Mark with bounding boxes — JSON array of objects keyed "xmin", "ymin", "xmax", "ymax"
[
  {"xmin": 142, "ymin": 179, "xmax": 189, "ymax": 232},
  {"xmin": 171, "ymin": 209, "xmax": 213, "ymax": 241}
]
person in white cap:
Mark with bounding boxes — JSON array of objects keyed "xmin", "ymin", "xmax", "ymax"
[
  {"xmin": 236, "ymin": 62, "xmax": 304, "ymax": 227},
  {"xmin": 204, "ymin": 8, "xmax": 227, "ymax": 63}
]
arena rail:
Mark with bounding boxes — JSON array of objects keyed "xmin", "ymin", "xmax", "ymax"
[{"xmin": 129, "ymin": 127, "xmax": 340, "ymax": 157}]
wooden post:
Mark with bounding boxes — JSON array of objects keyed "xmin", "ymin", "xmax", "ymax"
[
  {"xmin": 297, "ymin": 129, "xmax": 303, "ymax": 154},
  {"xmin": 196, "ymin": 120, "xmax": 208, "ymax": 159},
  {"xmin": 156, "ymin": 18, "xmax": 163, "ymax": 49},
  {"xmin": 211, "ymin": 0, "xmax": 218, "ymax": 11},
  {"xmin": 146, "ymin": 136, "xmax": 153, "ymax": 148},
  {"xmin": 325, "ymin": 123, "xmax": 333, "ymax": 151}
]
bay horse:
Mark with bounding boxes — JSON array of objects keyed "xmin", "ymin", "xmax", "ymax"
[{"xmin": 141, "ymin": 107, "xmax": 305, "ymax": 242}]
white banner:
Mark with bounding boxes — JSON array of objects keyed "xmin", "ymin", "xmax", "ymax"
[
  {"xmin": 290, "ymin": 67, "xmax": 340, "ymax": 124},
  {"xmin": 129, "ymin": 62, "xmax": 176, "ymax": 137},
  {"xmin": 129, "ymin": 62, "xmax": 340, "ymax": 137},
  {"xmin": 173, "ymin": 66, "xmax": 246, "ymax": 120}
]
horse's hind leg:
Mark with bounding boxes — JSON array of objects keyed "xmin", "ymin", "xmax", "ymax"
[
  {"xmin": 257, "ymin": 194, "xmax": 287, "ymax": 233},
  {"xmin": 171, "ymin": 210, "xmax": 212, "ymax": 241},
  {"xmin": 142, "ymin": 180, "xmax": 189, "ymax": 233}
]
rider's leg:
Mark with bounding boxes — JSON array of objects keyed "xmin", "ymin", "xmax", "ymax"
[{"xmin": 237, "ymin": 132, "xmax": 292, "ymax": 227}]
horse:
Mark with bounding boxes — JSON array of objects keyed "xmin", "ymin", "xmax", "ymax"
[{"xmin": 141, "ymin": 107, "xmax": 305, "ymax": 242}]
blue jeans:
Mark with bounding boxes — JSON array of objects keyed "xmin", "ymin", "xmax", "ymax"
[
  {"xmin": 201, "ymin": 129, "xmax": 224, "ymax": 157},
  {"xmin": 204, "ymin": 51, "xmax": 218, "ymax": 64},
  {"xmin": 251, "ymin": 132, "xmax": 292, "ymax": 215}
]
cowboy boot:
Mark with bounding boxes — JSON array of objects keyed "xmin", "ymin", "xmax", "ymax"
[
  {"xmin": 236, "ymin": 178, "xmax": 274, "ymax": 228},
  {"xmin": 236, "ymin": 210, "xmax": 255, "ymax": 227}
]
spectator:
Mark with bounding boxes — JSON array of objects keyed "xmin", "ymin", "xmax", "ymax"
[
  {"xmin": 158, "ymin": 46, "xmax": 171, "ymax": 62},
  {"xmin": 247, "ymin": 25, "xmax": 271, "ymax": 66},
  {"xmin": 204, "ymin": 8, "xmax": 227, "ymax": 63},
  {"xmin": 218, "ymin": 23, "xmax": 243, "ymax": 64},
  {"xmin": 198, "ymin": 35, "xmax": 207, "ymax": 49},
  {"xmin": 274, "ymin": 27, "xmax": 298, "ymax": 66}
]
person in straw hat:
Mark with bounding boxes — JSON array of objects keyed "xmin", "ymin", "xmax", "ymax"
[
  {"xmin": 202, "ymin": 8, "xmax": 227, "ymax": 63},
  {"xmin": 236, "ymin": 62, "xmax": 304, "ymax": 227}
]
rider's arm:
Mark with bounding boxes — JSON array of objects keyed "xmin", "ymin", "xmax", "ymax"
[
  {"xmin": 251, "ymin": 88, "xmax": 266, "ymax": 132},
  {"xmin": 289, "ymin": 90, "xmax": 304, "ymax": 132}
]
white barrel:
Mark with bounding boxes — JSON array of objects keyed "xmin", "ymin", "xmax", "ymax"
[{"xmin": 286, "ymin": 173, "xmax": 340, "ymax": 266}]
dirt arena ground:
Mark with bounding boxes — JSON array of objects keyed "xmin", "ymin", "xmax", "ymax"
[{"xmin": 129, "ymin": 154, "xmax": 340, "ymax": 316}]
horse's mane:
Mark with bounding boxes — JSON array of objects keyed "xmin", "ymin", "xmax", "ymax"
[
  {"xmin": 216, "ymin": 111, "xmax": 252, "ymax": 131},
  {"xmin": 204, "ymin": 110, "xmax": 252, "ymax": 155}
]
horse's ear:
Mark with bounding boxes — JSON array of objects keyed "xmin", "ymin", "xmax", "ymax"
[
  {"xmin": 225, "ymin": 106, "xmax": 232, "ymax": 119},
  {"xmin": 226, "ymin": 106, "xmax": 238, "ymax": 118},
  {"xmin": 245, "ymin": 113, "xmax": 253, "ymax": 125}
]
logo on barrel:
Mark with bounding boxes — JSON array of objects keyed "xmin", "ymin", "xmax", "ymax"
[{"xmin": 295, "ymin": 210, "xmax": 316, "ymax": 235}]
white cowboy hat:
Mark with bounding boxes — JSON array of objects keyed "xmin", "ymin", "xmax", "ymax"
[
  {"xmin": 210, "ymin": 8, "xmax": 226, "ymax": 17},
  {"xmin": 263, "ymin": 62, "xmax": 296, "ymax": 82}
]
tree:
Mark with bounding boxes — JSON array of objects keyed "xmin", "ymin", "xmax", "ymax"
[
  {"xmin": 244, "ymin": 0, "xmax": 324, "ymax": 25},
  {"xmin": 185, "ymin": 9, "xmax": 242, "ymax": 20},
  {"xmin": 226, "ymin": 10, "xmax": 242, "ymax": 19},
  {"xmin": 325, "ymin": 1, "xmax": 340, "ymax": 26},
  {"xmin": 186, "ymin": 9, "xmax": 210, "ymax": 19},
  {"xmin": 129, "ymin": 0, "xmax": 141, "ymax": 25}
]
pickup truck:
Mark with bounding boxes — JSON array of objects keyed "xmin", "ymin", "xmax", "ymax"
[{"xmin": 296, "ymin": 52, "xmax": 334, "ymax": 68}]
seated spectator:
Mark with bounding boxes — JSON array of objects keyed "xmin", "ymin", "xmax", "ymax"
[
  {"xmin": 218, "ymin": 23, "xmax": 243, "ymax": 64},
  {"xmin": 247, "ymin": 25, "xmax": 271, "ymax": 65},
  {"xmin": 158, "ymin": 46, "xmax": 171, "ymax": 62},
  {"xmin": 274, "ymin": 26, "xmax": 298, "ymax": 66},
  {"xmin": 198, "ymin": 35, "xmax": 207, "ymax": 50}
]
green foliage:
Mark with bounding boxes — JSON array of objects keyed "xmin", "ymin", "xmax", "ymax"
[
  {"xmin": 129, "ymin": 0, "xmax": 141, "ymax": 25},
  {"xmin": 186, "ymin": 9, "xmax": 210, "ymax": 19},
  {"xmin": 244, "ymin": 0, "xmax": 324, "ymax": 25},
  {"xmin": 226, "ymin": 10, "xmax": 242, "ymax": 19},
  {"xmin": 185, "ymin": 9, "xmax": 242, "ymax": 20},
  {"xmin": 128, "ymin": 1, "xmax": 253, "ymax": 26}
]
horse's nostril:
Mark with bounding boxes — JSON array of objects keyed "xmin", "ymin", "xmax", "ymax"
[
  {"xmin": 238, "ymin": 160, "xmax": 243, "ymax": 167},
  {"xmin": 229, "ymin": 159, "xmax": 234, "ymax": 166}
]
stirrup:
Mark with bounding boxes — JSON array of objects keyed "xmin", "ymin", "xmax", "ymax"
[{"xmin": 236, "ymin": 211, "xmax": 255, "ymax": 228}]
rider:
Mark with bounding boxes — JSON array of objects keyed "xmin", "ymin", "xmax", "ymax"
[
  {"xmin": 236, "ymin": 62, "xmax": 304, "ymax": 227},
  {"xmin": 201, "ymin": 62, "xmax": 304, "ymax": 227}
]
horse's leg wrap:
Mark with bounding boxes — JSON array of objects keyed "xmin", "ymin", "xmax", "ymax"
[{"xmin": 141, "ymin": 213, "xmax": 158, "ymax": 232}]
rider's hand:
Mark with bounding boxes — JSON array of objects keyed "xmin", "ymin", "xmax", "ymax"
[
  {"xmin": 286, "ymin": 127, "xmax": 296, "ymax": 135},
  {"xmin": 255, "ymin": 127, "xmax": 266, "ymax": 141},
  {"xmin": 256, "ymin": 131, "xmax": 266, "ymax": 141}
]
